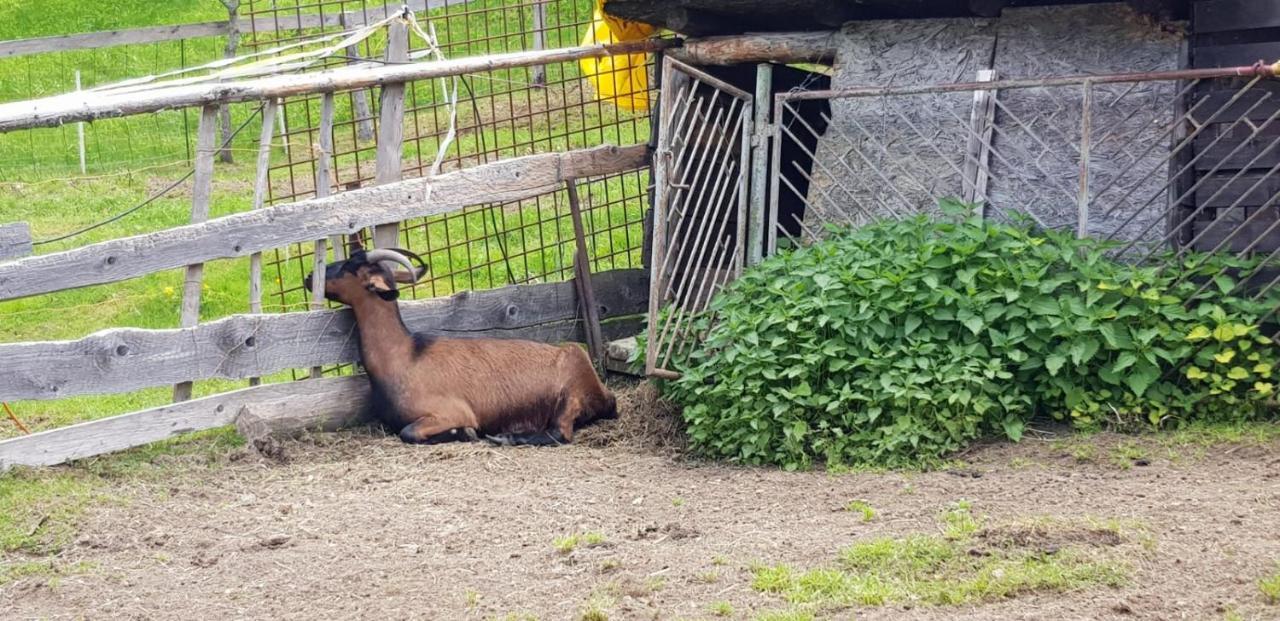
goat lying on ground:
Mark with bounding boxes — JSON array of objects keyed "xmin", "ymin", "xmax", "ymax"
[{"xmin": 304, "ymin": 246, "xmax": 617, "ymax": 446}]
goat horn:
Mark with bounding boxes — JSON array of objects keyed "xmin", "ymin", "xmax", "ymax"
[{"xmin": 364, "ymin": 248, "xmax": 428, "ymax": 282}]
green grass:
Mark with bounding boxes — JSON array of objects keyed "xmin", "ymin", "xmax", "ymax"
[
  {"xmin": 0, "ymin": 428, "xmax": 243, "ymax": 555},
  {"xmin": 707, "ymin": 601, "xmax": 733, "ymax": 617},
  {"xmin": 1260, "ymin": 563, "xmax": 1280, "ymax": 604},
  {"xmin": 554, "ymin": 531, "xmax": 607, "ymax": 554},
  {"xmin": 844, "ymin": 499, "xmax": 876, "ymax": 522},
  {"xmin": 749, "ymin": 506, "xmax": 1134, "ymax": 613}
]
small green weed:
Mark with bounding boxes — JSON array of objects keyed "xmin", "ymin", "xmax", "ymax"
[
  {"xmin": 941, "ymin": 500, "xmax": 981, "ymax": 539},
  {"xmin": 672, "ymin": 497, "xmax": 685, "ymax": 507},
  {"xmin": 712, "ymin": 555, "xmax": 729, "ymax": 566},
  {"xmin": 708, "ymin": 600, "xmax": 734, "ymax": 617},
  {"xmin": 697, "ymin": 570, "xmax": 720, "ymax": 584},
  {"xmin": 844, "ymin": 500, "xmax": 876, "ymax": 522},
  {"xmin": 555, "ymin": 531, "xmax": 606, "ymax": 554},
  {"xmin": 1260, "ymin": 563, "xmax": 1280, "ymax": 604}
]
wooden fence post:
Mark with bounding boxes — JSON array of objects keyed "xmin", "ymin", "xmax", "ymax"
[
  {"xmin": 531, "ymin": 0, "xmax": 547, "ymax": 86},
  {"xmin": 247, "ymin": 101, "xmax": 278, "ymax": 386},
  {"xmin": 218, "ymin": 0, "xmax": 240, "ymax": 164},
  {"xmin": 173, "ymin": 105, "xmax": 219, "ymax": 402},
  {"xmin": 0, "ymin": 222, "xmax": 32, "ymax": 260},
  {"xmin": 75, "ymin": 70, "xmax": 86, "ymax": 174},
  {"xmin": 340, "ymin": 12, "xmax": 376, "ymax": 143},
  {"xmin": 310, "ymin": 94, "xmax": 336, "ymax": 379},
  {"xmin": 746, "ymin": 62, "xmax": 771, "ymax": 266},
  {"xmin": 565, "ymin": 180, "xmax": 606, "ymax": 372},
  {"xmin": 374, "ymin": 16, "xmax": 409, "ymax": 249}
]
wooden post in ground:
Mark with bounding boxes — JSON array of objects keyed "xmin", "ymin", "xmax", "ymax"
[
  {"xmin": 173, "ymin": 105, "xmax": 219, "ymax": 402},
  {"xmin": 340, "ymin": 12, "xmax": 376, "ymax": 142},
  {"xmin": 530, "ymin": 0, "xmax": 547, "ymax": 86},
  {"xmin": 310, "ymin": 93, "xmax": 336, "ymax": 380},
  {"xmin": 247, "ymin": 101, "xmax": 278, "ymax": 386},
  {"xmin": 374, "ymin": 17, "xmax": 409, "ymax": 249},
  {"xmin": 74, "ymin": 70, "xmax": 85, "ymax": 174},
  {"xmin": 565, "ymin": 180, "xmax": 606, "ymax": 372},
  {"xmin": 746, "ymin": 62, "xmax": 771, "ymax": 267},
  {"xmin": 218, "ymin": 0, "xmax": 241, "ymax": 164},
  {"xmin": 0, "ymin": 222, "xmax": 31, "ymax": 260}
]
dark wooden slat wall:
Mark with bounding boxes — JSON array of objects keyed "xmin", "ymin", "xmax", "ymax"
[{"xmin": 1187, "ymin": 0, "xmax": 1280, "ymax": 253}]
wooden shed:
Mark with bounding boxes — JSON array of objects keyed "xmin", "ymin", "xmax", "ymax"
[{"xmin": 622, "ymin": 0, "xmax": 1280, "ymax": 258}]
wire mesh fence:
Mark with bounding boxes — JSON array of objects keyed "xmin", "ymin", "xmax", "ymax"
[
  {"xmin": 768, "ymin": 67, "xmax": 1280, "ymax": 357},
  {"xmin": 0, "ymin": 36, "xmax": 236, "ymax": 176},
  {"xmin": 237, "ymin": 0, "xmax": 657, "ymax": 378}
]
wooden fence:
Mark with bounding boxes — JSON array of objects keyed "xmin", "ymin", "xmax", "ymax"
[{"xmin": 0, "ymin": 33, "xmax": 661, "ymax": 469}]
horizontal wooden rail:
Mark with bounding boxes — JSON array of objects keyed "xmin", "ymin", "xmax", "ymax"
[
  {"xmin": 0, "ymin": 375, "xmax": 370, "ymax": 469},
  {"xmin": 0, "ymin": 269, "xmax": 648, "ymax": 402},
  {"xmin": 0, "ymin": 39, "xmax": 675, "ymax": 132},
  {"xmin": 0, "ymin": 144, "xmax": 647, "ymax": 301},
  {"xmin": 0, "ymin": 0, "xmax": 463, "ymax": 59}
]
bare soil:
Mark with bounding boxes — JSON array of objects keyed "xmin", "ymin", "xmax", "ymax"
[{"xmin": 4, "ymin": 380, "xmax": 1280, "ymax": 621}]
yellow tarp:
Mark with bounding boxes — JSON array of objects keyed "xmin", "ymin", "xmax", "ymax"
[{"xmin": 579, "ymin": 2, "xmax": 655, "ymax": 112}]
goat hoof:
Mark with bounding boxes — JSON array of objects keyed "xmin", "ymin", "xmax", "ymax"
[{"xmin": 484, "ymin": 434, "xmax": 513, "ymax": 446}]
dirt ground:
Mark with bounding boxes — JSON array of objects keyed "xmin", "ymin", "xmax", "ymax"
[{"xmin": 4, "ymin": 380, "xmax": 1280, "ymax": 621}]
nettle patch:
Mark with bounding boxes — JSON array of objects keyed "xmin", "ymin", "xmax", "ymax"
[{"xmin": 652, "ymin": 201, "xmax": 1280, "ymax": 469}]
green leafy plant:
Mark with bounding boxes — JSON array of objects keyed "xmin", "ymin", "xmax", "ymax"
[{"xmin": 650, "ymin": 200, "xmax": 1280, "ymax": 469}]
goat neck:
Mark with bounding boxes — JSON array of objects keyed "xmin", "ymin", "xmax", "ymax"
[{"xmin": 348, "ymin": 291, "xmax": 415, "ymax": 381}]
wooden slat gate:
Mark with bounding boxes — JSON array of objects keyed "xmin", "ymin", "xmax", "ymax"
[{"xmin": 646, "ymin": 56, "xmax": 754, "ymax": 378}]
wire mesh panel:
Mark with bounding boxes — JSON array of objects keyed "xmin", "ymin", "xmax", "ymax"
[
  {"xmin": 236, "ymin": 0, "xmax": 655, "ymax": 378},
  {"xmin": 645, "ymin": 56, "xmax": 752, "ymax": 377},
  {"xmin": 768, "ymin": 67, "xmax": 1280, "ymax": 354}
]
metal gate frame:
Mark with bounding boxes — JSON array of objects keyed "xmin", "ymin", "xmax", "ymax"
[{"xmin": 646, "ymin": 56, "xmax": 754, "ymax": 378}]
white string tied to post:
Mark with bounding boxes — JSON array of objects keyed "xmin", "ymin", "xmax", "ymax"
[{"xmin": 405, "ymin": 10, "xmax": 460, "ymax": 206}]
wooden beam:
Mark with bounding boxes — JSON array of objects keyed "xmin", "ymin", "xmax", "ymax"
[
  {"xmin": 0, "ymin": 144, "xmax": 647, "ymax": 301},
  {"xmin": 0, "ymin": 0, "xmax": 466, "ymax": 59},
  {"xmin": 0, "ymin": 222, "xmax": 32, "ymax": 261},
  {"xmin": 374, "ymin": 18, "xmax": 410, "ymax": 250},
  {"xmin": 0, "ymin": 269, "xmax": 648, "ymax": 402},
  {"xmin": 0, "ymin": 375, "xmax": 370, "ymax": 469},
  {"xmin": 173, "ymin": 105, "xmax": 219, "ymax": 403},
  {"xmin": 672, "ymin": 31, "xmax": 837, "ymax": 66},
  {"xmin": 0, "ymin": 39, "xmax": 674, "ymax": 132}
]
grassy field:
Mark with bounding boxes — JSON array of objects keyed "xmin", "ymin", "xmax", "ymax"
[{"xmin": 1, "ymin": 0, "xmax": 651, "ymax": 440}]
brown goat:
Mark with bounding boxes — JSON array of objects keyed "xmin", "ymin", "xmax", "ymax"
[{"xmin": 304, "ymin": 246, "xmax": 617, "ymax": 446}]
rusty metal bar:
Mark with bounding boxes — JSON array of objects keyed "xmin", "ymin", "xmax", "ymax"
[{"xmin": 566, "ymin": 179, "xmax": 605, "ymax": 372}]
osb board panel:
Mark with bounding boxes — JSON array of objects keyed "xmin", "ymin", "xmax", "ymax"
[
  {"xmin": 985, "ymin": 4, "xmax": 1183, "ymax": 246},
  {"xmin": 807, "ymin": 4, "xmax": 1184, "ymax": 248},
  {"xmin": 805, "ymin": 18, "xmax": 996, "ymax": 227}
]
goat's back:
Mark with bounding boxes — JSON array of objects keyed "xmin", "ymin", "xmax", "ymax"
[{"xmin": 404, "ymin": 336, "xmax": 587, "ymax": 433}]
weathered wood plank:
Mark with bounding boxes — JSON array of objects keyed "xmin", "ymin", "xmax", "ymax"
[
  {"xmin": 0, "ymin": 39, "xmax": 673, "ymax": 133},
  {"xmin": 673, "ymin": 31, "xmax": 838, "ymax": 66},
  {"xmin": 374, "ymin": 19, "xmax": 409, "ymax": 250},
  {"xmin": 0, "ymin": 269, "xmax": 648, "ymax": 402},
  {"xmin": 174, "ymin": 105, "xmax": 220, "ymax": 403},
  {"xmin": 0, "ymin": 144, "xmax": 647, "ymax": 301},
  {"xmin": 0, "ymin": 0, "xmax": 466, "ymax": 59},
  {"xmin": 0, "ymin": 376, "xmax": 371, "ymax": 469},
  {"xmin": 0, "ymin": 222, "xmax": 32, "ymax": 261}
]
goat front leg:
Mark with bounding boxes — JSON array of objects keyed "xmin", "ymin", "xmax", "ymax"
[{"xmin": 397, "ymin": 397, "xmax": 479, "ymax": 445}]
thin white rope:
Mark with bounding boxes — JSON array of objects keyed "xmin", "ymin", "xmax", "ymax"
[
  {"xmin": 89, "ymin": 13, "xmax": 399, "ymax": 97},
  {"xmin": 406, "ymin": 11, "xmax": 460, "ymax": 204}
]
